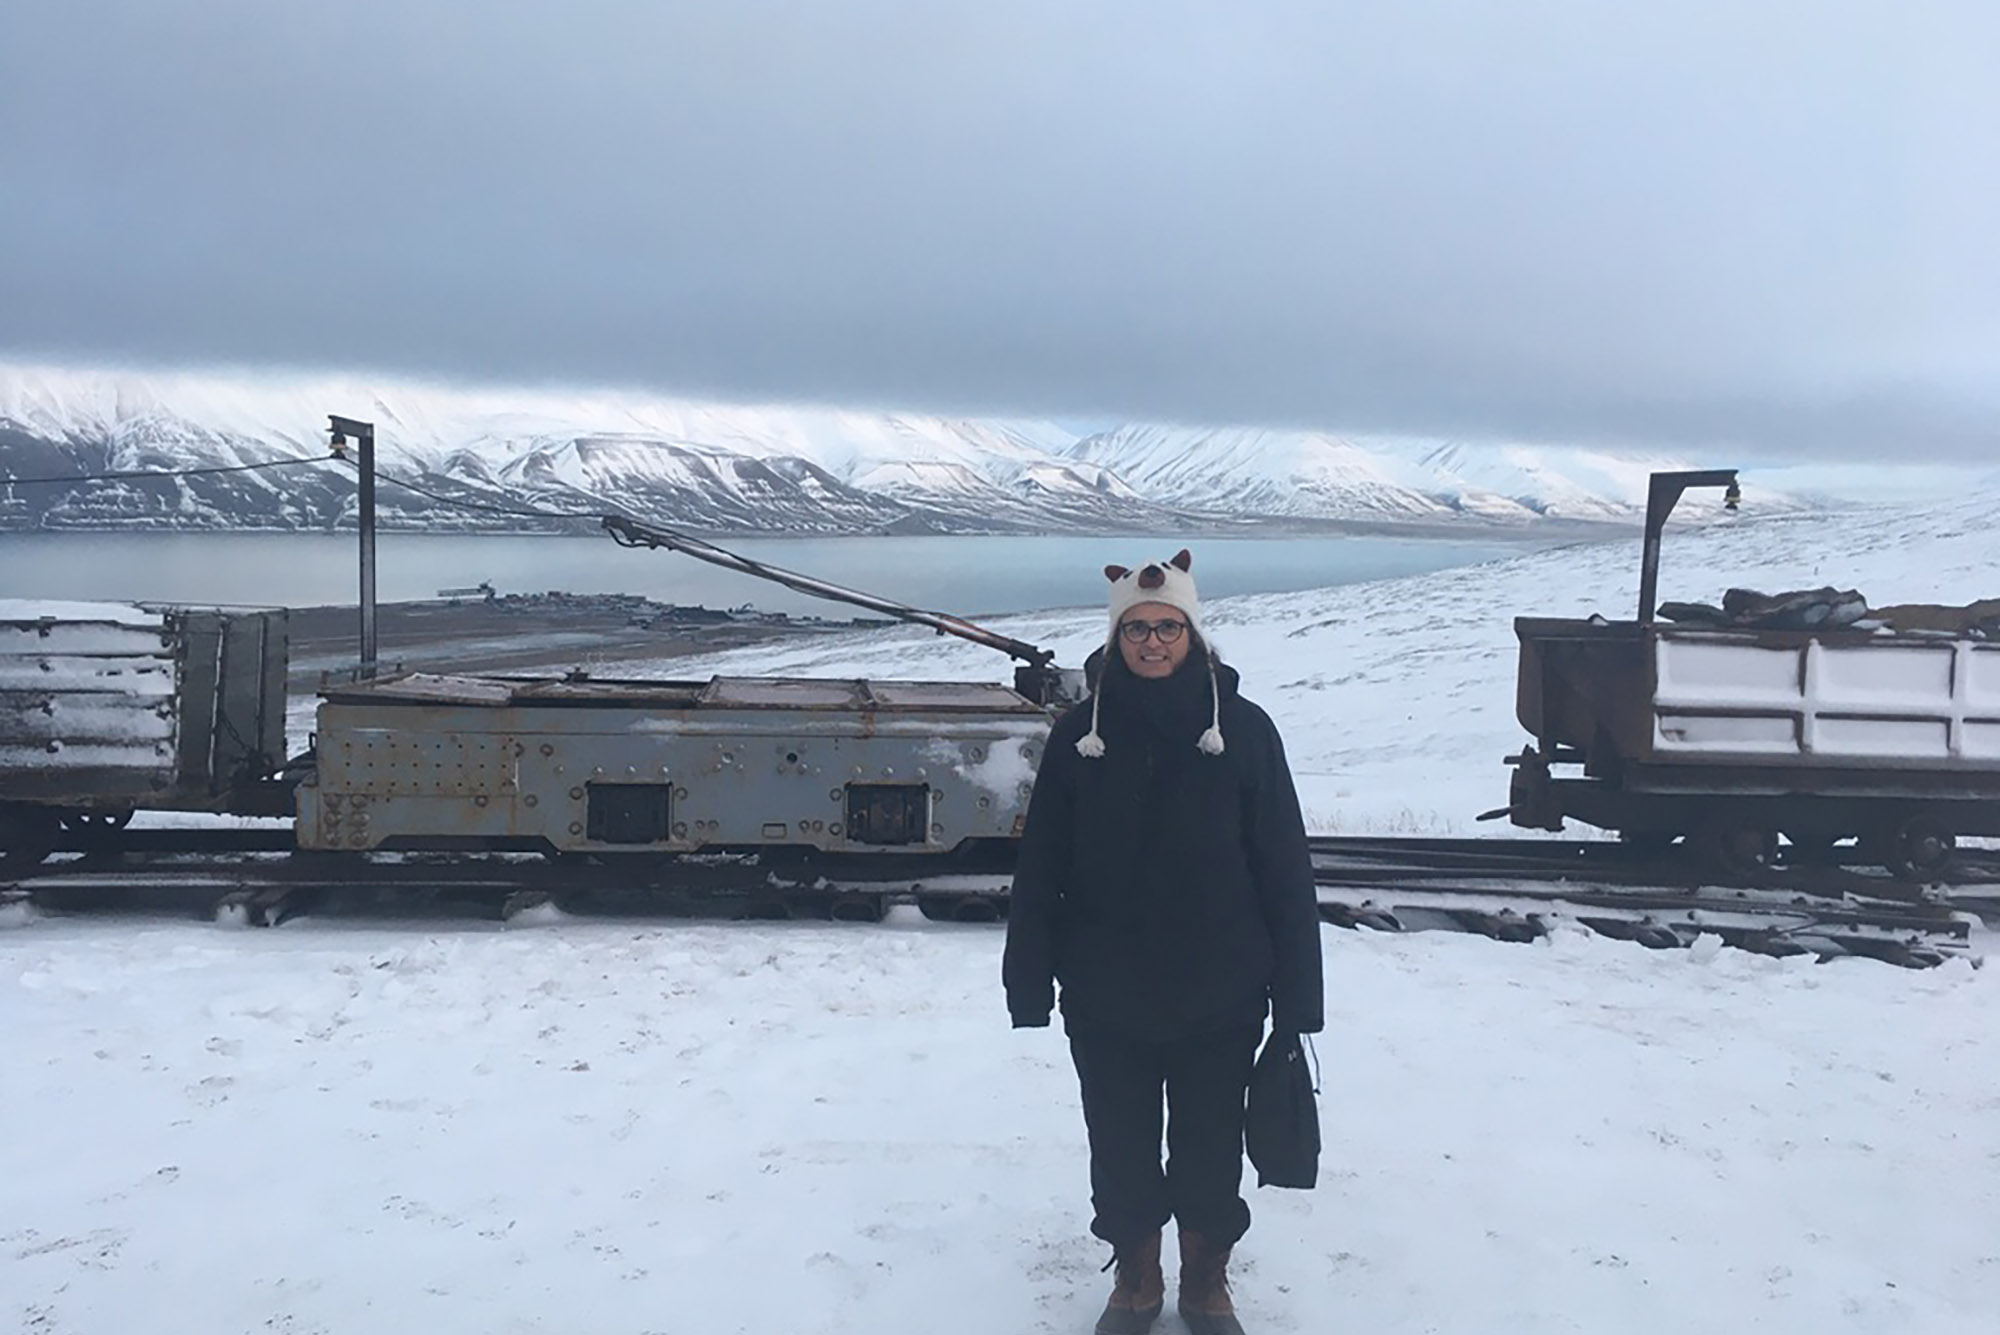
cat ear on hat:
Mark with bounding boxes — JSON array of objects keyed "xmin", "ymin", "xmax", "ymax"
[
  {"xmin": 1170, "ymin": 549, "xmax": 1192, "ymax": 572},
  {"xmin": 1104, "ymin": 565, "xmax": 1130, "ymax": 583}
]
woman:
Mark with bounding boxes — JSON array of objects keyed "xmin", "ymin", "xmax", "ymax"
[{"xmin": 1003, "ymin": 549, "xmax": 1324, "ymax": 1335}]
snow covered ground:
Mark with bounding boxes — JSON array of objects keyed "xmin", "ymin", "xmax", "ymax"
[
  {"xmin": 5, "ymin": 913, "xmax": 1996, "ymax": 1333},
  {"xmin": 7, "ymin": 495, "xmax": 2000, "ymax": 1333}
]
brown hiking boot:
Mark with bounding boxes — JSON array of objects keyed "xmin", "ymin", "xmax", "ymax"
[
  {"xmin": 1093, "ymin": 1229, "xmax": 1164, "ymax": 1335},
  {"xmin": 1177, "ymin": 1229, "xmax": 1246, "ymax": 1335}
]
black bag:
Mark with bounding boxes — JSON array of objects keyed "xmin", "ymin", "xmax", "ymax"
[{"xmin": 1245, "ymin": 1029, "xmax": 1319, "ymax": 1189}]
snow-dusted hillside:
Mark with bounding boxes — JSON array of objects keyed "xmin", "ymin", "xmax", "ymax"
[
  {"xmin": 641, "ymin": 494, "xmax": 2000, "ymax": 835},
  {"xmin": 0, "ymin": 366, "xmax": 1157, "ymax": 535},
  {"xmin": 1067, "ymin": 424, "xmax": 1794, "ymax": 523},
  {"xmin": 1067, "ymin": 424, "xmax": 1467, "ymax": 521},
  {"xmin": 1370, "ymin": 438, "xmax": 1735, "ymax": 520},
  {"xmin": 2, "ymin": 363, "xmax": 1793, "ymax": 534}
]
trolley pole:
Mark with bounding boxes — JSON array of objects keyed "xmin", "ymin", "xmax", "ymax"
[
  {"xmin": 328, "ymin": 415, "xmax": 378, "ymax": 678},
  {"xmin": 1637, "ymin": 468, "xmax": 1739, "ymax": 623}
]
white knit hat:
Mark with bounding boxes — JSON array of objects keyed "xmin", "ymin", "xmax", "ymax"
[{"xmin": 1076, "ymin": 548, "xmax": 1225, "ymax": 759}]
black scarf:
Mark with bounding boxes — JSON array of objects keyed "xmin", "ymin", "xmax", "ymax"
[{"xmin": 1102, "ymin": 648, "xmax": 1213, "ymax": 746}]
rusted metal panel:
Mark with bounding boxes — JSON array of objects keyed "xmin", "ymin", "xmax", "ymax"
[
  {"xmin": 222, "ymin": 610, "xmax": 286, "ymax": 788},
  {"xmin": 862, "ymin": 681, "xmax": 1049, "ymax": 713},
  {"xmin": 0, "ymin": 602, "xmax": 288, "ymax": 808},
  {"xmin": 0, "ymin": 694, "xmax": 174, "ymax": 746},
  {"xmin": 317, "ymin": 672, "xmax": 1047, "ymax": 716},
  {"xmin": 699, "ymin": 677, "xmax": 870, "ymax": 709},
  {"xmin": 2, "ymin": 603, "xmax": 178, "ymax": 802},
  {"xmin": 0, "ymin": 654, "xmax": 176, "ymax": 697},
  {"xmin": 510, "ymin": 679, "xmax": 705, "ymax": 706},
  {"xmin": 319, "ymin": 673, "xmax": 518, "ymax": 706},
  {"xmin": 315, "ymin": 728, "xmax": 522, "ymax": 797},
  {"xmin": 298, "ymin": 671, "xmax": 1053, "ymax": 855}
]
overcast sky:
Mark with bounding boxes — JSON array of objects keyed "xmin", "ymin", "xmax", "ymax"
[{"xmin": 2, "ymin": 1, "xmax": 1995, "ymax": 458}]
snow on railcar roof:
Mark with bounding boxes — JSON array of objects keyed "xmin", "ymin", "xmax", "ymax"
[{"xmin": 0, "ymin": 598, "xmax": 163, "ymax": 628}]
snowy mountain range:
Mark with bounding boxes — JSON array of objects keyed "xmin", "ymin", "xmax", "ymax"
[{"xmin": 0, "ymin": 364, "xmax": 1799, "ymax": 534}]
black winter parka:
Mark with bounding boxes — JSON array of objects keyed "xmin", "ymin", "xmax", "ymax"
[{"xmin": 1002, "ymin": 650, "xmax": 1324, "ymax": 1038}]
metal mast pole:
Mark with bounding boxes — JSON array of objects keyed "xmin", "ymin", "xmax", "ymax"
[
  {"xmin": 329, "ymin": 415, "xmax": 378, "ymax": 677},
  {"xmin": 1636, "ymin": 468, "xmax": 1739, "ymax": 623}
]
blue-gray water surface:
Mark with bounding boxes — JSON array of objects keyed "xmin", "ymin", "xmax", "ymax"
[{"xmin": 0, "ymin": 531, "xmax": 1557, "ymax": 618}]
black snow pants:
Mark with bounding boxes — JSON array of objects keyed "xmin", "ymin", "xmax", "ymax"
[{"xmin": 1067, "ymin": 1020, "xmax": 1263, "ymax": 1250}]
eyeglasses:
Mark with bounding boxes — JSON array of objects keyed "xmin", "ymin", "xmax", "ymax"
[{"xmin": 1119, "ymin": 618, "xmax": 1187, "ymax": 644}]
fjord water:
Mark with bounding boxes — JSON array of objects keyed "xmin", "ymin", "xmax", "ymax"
[{"xmin": 0, "ymin": 530, "xmax": 1544, "ymax": 618}]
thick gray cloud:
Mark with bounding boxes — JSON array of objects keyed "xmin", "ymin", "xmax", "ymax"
[{"xmin": 2, "ymin": 0, "xmax": 1995, "ymax": 457}]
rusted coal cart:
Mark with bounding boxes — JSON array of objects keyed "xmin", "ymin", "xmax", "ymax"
[{"xmin": 1498, "ymin": 471, "xmax": 2000, "ymax": 879}]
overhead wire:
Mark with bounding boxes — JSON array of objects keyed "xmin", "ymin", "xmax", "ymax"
[
  {"xmin": 327, "ymin": 454, "xmax": 603, "ymax": 524},
  {"xmin": 2, "ymin": 446, "xmax": 602, "ymax": 524},
  {"xmin": 1, "ymin": 454, "xmax": 343, "ymax": 486}
]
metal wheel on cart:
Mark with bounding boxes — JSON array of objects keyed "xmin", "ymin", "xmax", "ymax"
[
  {"xmin": 1879, "ymin": 815, "xmax": 1956, "ymax": 883},
  {"xmin": 1695, "ymin": 817, "xmax": 1779, "ymax": 880}
]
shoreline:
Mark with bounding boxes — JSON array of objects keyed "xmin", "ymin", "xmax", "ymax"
[{"xmin": 283, "ymin": 595, "xmax": 865, "ymax": 690}]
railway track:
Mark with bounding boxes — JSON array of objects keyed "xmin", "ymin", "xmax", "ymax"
[
  {"xmin": 1308, "ymin": 838, "xmax": 1993, "ymax": 968},
  {"xmin": 4, "ymin": 831, "xmax": 1990, "ymax": 968}
]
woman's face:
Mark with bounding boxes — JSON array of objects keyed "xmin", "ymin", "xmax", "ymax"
[{"xmin": 1118, "ymin": 600, "xmax": 1192, "ymax": 679}]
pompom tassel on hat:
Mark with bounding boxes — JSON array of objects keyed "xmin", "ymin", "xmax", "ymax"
[
  {"xmin": 1075, "ymin": 548, "xmax": 1225, "ymax": 759},
  {"xmin": 1196, "ymin": 651, "xmax": 1226, "ymax": 754}
]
